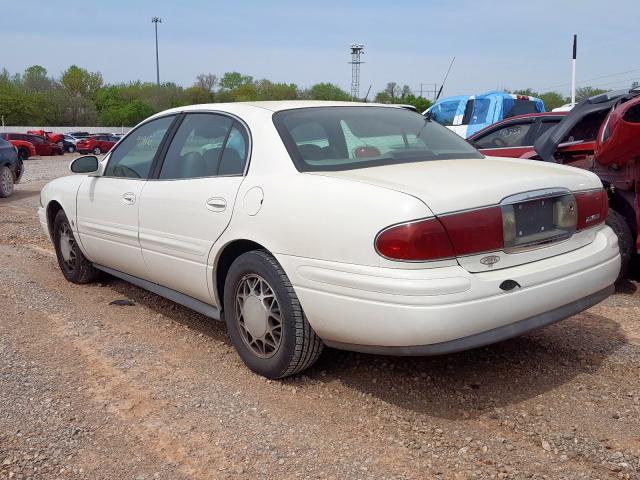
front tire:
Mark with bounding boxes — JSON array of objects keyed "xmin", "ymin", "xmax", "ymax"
[
  {"xmin": 67, "ymin": 145, "xmax": 75, "ymax": 153},
  {"xmin": 52, "ymin": 210, "xmax": 98, "ymax": 284},
  {"xmin": 0, "ymin": 166, "xmax": 14, "ymax": 198},
  {"xmin": 606, "ymin": 208, "xmax": 633, "ymax": 279},
  {"xmin": 224, "ymin": 250, "xmax": 323, "ymax": 379}
]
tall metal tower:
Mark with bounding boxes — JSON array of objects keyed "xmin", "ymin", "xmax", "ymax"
[
  {"xmin": 152, "ymin": 16, "xmax": 162, "ymax": 85},
  {"xmin": 349, "ymin": 44, "xmax": 365, "ymax": 100}
]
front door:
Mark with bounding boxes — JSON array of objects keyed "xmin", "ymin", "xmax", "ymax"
[
  {"xmin": 139, "ymin": 113, "xmax": 249, "ymax": 303},
  {"xmin": 76, "ymin": 115, "xmax": 176, "ymax": 278}
]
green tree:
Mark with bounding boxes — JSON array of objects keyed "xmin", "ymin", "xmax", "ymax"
[
  {"xmin": 576, "ymin": 86, "xmax": 607, "ymax": 102},
  {"xmin": 304, "ymin": 83, "xmax": 350, "ymax": 101},
  {"xmin": 255, "ymin": 79, "xmax": 298, "ymax": 100},
  {"xmin": 184, "ymin": 86, "xmax": 214, "ymax": 104},
  {"xmin": 219, "ymin": 72, "xmax": 253, "ymax": 91},
  {"xmin": 538, "ymin": 91, "xmax": 568, "ymax": 111},
  {"xmin": 61, "ymin": 65, "xmax": 103, "ymax": 98},
  {"xmin": 23, "ymin": 65, "xmax": 54, "ymax": 91},
  {"xmin": 403, "ymin": 94, "xmax": 432, "ymax": 112}
]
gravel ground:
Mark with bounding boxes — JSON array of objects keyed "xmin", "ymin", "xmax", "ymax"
[{"xmin": 1, "ymin": 155, "xmax": 639, "ymax": 479}]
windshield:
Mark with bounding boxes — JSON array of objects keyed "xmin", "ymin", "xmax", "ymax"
[{"xmin": 273, "ymin": 106, "xmax": 482, "ymax": 172}]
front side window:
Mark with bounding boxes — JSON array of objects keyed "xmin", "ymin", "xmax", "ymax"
[
  {"xmin": 274, "ymin": 106, "xmax": 482, "ymax": 172},
  {"xmin": 474, "ymin": 123, "xmax": 533, "ymax": 148},
  {"xmin": 104, "ymin": 115, "xmax": 174, "ymax": 179},
  {"xmin": 159, "ymin": 113, "xmax": 245, "ymax": 180}
]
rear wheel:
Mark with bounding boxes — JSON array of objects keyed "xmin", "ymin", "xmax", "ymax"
[
  {"xmin": 17, "ymin": 147, "xmax": 30, "ymax": 161},
  {"xmin": 606, "ymin": 208, "xmax": 633, "ymax": 279},
  {"xmin": 0, "ymin": 166, "xmax": 14, "ymax": 198},
  {"xmin": 93, "ymin": 147, "xmax": 102, "ymax": 155},
  {"xmin": 52, "ymin": 210, "xmax": 98, "ymax": 284},
  {"xmin": 224, "ymin": 250, "xmax": 323, "ymax": 378},
  {"xmin": 67, "ymin": 145, "xmax": 75, "ymax": 153}
]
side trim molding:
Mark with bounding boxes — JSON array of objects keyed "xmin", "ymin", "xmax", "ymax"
[{"xmin": 94, "ymin": 264, "xmax": 221, "ymax": 321}]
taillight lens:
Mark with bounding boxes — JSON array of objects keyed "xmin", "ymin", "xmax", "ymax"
[
  {"xmin": 376, "ymin": 218, "xmax": 455, "ymax": 261},
  {"xmin": 575, "ymin": 189, "xmax": 608, "ymax": 230},
  {"xmin": 376, "ymin": 207, "xmax": 503, "ymax": 261},
  {"xmin": 439, "ymin": 207, "xmax": 503, "ymax": 256}
]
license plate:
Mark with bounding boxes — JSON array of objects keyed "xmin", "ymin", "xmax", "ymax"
[{"xmin": 502, "ymin": 194, "xmax": 577, "ymax": 249}]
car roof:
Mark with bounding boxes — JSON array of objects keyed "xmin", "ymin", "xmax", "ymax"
[
  {"xmin": 468, "ymin": 112, "xmax": 567, "ymax": 140},
  {"xmin": 150, "ymin": 100, "xmax": 409, "ymax": 120}
]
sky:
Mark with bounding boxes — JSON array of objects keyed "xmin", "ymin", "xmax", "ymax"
[{"xmin": 1, "ymin": 0, "xmax": 638, "ymax": 99}]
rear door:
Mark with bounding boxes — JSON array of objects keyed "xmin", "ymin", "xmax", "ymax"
[
  {"xmin": 76, "ymin": 115, "xmax": 176, "ymax": 278},
  {"xmin": 138, "ymin": 112, "xmax": 249, "ymax": 304}
]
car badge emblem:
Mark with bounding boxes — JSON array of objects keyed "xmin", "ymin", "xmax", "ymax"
[{"xmin": 480, "ymin": 255, "xmax": 501, "ymax": 267}]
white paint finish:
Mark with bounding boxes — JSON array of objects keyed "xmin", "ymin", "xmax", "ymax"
[
  {"xmin": 289, "ymin": 227, "xmax": 619, "ymax": 346},
  {"xmin": 76, "ymin": 176, "xmax": 148, "ymax": 278},
  {"xmin": 138, "ymin": 176, "xmax": 244, "ymax": 303},
  {"xmin": 39, "ymin": 101, "xmax": 620, "ymax": 353}
]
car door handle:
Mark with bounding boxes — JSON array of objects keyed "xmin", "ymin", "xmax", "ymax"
[
  {"xmin": 122, "ymin": 192, "xmax": 136, "ymax": 205},
  {"xmin": 206, "ymin": 197, "xmax": 227, "ymax": 212}
]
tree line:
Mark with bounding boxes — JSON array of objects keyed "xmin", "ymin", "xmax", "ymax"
[
  {"xmin": 0, "ymin": 65, "xmax": 434, "ymax": 127},
  {"xmin": 2, "ymin": 65, "xmax": 629, "ymax": 127}
]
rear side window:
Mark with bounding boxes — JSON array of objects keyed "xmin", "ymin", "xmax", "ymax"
[
  {"xmin": 105, "ymin": 115, "xmax": 174, "ymax": 179},
  {"xmin": 158, "ymin": 113, "xmax": 248, "ymax": 180},
  {"xmin": 504, "ymin": 99, "xmax": 541, "ymax": 118},
  {"xmin": 473, "ymin": 123, "xmax": 533, "ymax": 148}
]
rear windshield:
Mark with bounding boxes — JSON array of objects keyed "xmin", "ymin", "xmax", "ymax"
[{"xmin": 273, "ymin": 106, "xmax": 482, "ymax": 172}]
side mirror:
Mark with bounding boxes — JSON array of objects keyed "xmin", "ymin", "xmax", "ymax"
[{"xmin": 70, "ymin": 155, "xmax": 99, "ymax": 174}]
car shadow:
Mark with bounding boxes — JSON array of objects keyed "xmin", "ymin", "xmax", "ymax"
[
  {"xmin": 99, "ymin": 275, "xmax": 626, "ymax": 421},
  {"xmin": 0, "ymin": 188, "xmax": 39, "ymax": 204},
  {"xmin": 302, "ymin": 312, "xmax": 626, "ymax": 420}
]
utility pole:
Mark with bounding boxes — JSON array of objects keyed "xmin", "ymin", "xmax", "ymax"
[
  {"xmin": 152, "ymin": 17, "xmax": 162, "ymax": 86},
  {"xmin": 571, "ymin": 34, "xmax": 577, "ymax": 105}
]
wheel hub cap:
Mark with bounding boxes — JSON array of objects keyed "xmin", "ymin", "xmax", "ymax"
[
  {"xmin": 235, "ymin": 274, "xmax": 282, "ymax": 358},
  {"xmin": 58, "ymin": 223, "xmax": 77, "ymax": 268}
]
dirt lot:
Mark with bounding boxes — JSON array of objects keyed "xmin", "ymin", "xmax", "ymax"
[{"xmin": 1, "ymin": 154, "xmax": 639, "ymax": 479}]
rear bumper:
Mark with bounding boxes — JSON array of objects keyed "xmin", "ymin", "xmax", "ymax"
[
  {"xmin": 276, "ymin": 225, "xmax": 620, "ymax": 350},
  {"xmin": 324, "ymin": 285, "xmax": 614, "ymax": 355}
]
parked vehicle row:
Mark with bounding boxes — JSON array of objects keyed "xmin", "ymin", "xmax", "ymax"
[
  {"xmin": 0, "ymin": 131, "xmax": 123, "ymax": 159},
  {"xmin": 39, "ymin": 101, "xmax": 620, "ymax": 378}
]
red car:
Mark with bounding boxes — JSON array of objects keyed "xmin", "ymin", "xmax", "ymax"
[
  {"xmin": 76, "ymin": 134, "xmax": 120, "ymax": 155},
  {"xmin": 0, "ymin": 133, "xmax": 63, "ymax": 156},
  {"xmin": 0, "ymin": 137, "xmax": 37, "ymax": 160},
  {"xmin": 27, "ymin": 129, "xmax": 64, "ymax": 146},
  {"xmin": 470, "ymin": 88, "xmax": 640, "ymax": 275}
]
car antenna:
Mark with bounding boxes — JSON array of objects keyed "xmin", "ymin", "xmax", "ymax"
[
  {"xmin": 363, "ymin": 85, "xmax": 372, "ymax": 102},
  {"xmin": 434, "ymin": 56, "xmax": 456, "ymax": 102}
]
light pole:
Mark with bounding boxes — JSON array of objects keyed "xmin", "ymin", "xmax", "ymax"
[{"xmin": 152, "ymin": 16, "xmax": 162, "ymax": 85}]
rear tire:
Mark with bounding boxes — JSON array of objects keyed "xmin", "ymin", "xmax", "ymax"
[
  {"xmin": 93, "ymin": 147, "xmax": 102, "ymax": 155},
  {"xmin": 67, "ymin": 145, "xmax": 75, "ymax": 153},
  {"xmin": 606, "ymin": 208, "xmax": 633, "ymax": 279},
  {"xmin": 52, "ymin": 210, "xmax": 98, "ymax": 284},
  {"xmin": 0, "ymin": 166, "xmax": 14, "ymax": 198},
  {"xmin": 223, "ymin": 249, "xmax": 323, "ymax": 379},
  {"xmin": 17, "ymin": 147, "xmax": 30, "ymax": 161}
]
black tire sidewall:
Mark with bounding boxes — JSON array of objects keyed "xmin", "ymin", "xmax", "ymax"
[
  {"xmin": 18, "ymin": 147, "xmax": 29, "ymax": 160},
  {"xmin": 0, "ymin": 166, "xmax": 14, "ymax": 197},
  {"xmin": 606, "ymin": 208, "xmax": 633, "ymax": 278},
  {"xmin": 53, "ymin": 210, "xmax": 83, "ymax": 282},
  {"xmin": 224, "ymin": 251, "xmax": 300, "ymax": 379}
]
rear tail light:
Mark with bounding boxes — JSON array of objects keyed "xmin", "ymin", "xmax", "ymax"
[
  {"xmin": 375, "ymin": 218, "xmax": 454, "ymax": 261},
  {"xmin": 375, "ymin": 207, "xmax": 503, "ymax": 261},
  {"xmin": 575, "ymin": 189, "xmax": 608, "ymax": 230},
  {"xmin": 377, "ymin": 189, "xmax": 607, "ymax": 262}
]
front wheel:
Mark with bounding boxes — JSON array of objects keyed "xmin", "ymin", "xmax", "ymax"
[
  {"xmin": 224, "ymin": 250, "xmax": 323, "ymax": 378},
  {"xmin": 67, "ymin": 145, "xmax": 75, "ymax": 153},
  {"xmin": 52, "ymin": 210, "xmax": 98, "ymax": 284},
  {"xmin": 0, "ymin": 166, "xmax": 14, "ymax": 198}
]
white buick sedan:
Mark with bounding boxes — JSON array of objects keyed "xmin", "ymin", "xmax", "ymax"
[{"xmin": 38, "ymin": 101, "xmax": 620, "ymax": 378}]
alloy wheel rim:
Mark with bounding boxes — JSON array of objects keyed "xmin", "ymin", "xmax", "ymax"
[
  {"xmin": 59, "ymin": 222, "xmax": 77, "ymax": 269},
  {"xmin": 235, "ymin": 274, "xmax": 282, "ymax": 358}
]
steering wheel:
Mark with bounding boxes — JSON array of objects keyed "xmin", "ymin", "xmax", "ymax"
[{"xmin": 492, "ymin": 137, "xmax": 508, "ymax": 148}]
